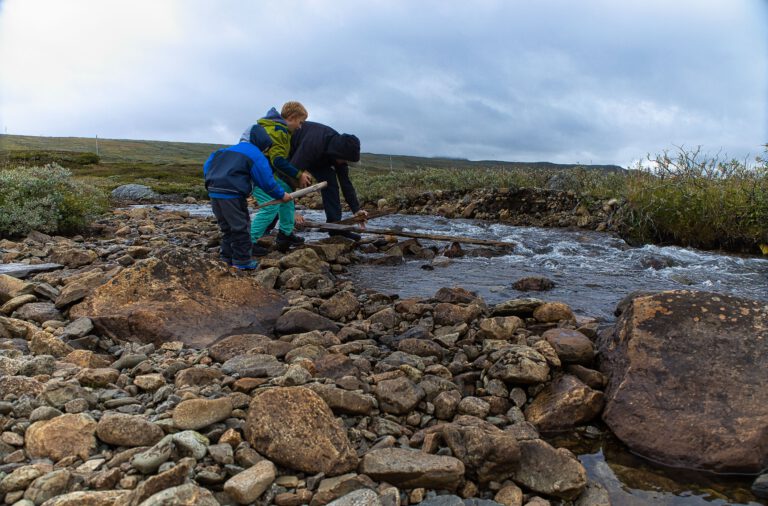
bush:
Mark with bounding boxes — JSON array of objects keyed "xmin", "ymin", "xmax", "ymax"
[
  {"xmin": 0, "ymin": 164, "xmax": 108, "ymax": 237},
  {"xmin": 3, "ymin": 150, "xmax": 100, "ymax": 167},
  {"xmin": 620, "ymin": 147, "xmax": 768, "ymax": 251}
]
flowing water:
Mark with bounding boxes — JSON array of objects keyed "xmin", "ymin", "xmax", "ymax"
[{"xmin": 143, "ymin": 204, "xmax": 768, "ymax": 505}]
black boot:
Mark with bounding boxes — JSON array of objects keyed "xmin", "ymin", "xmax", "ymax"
[
  {"xmin": 276, "ymin": 231, "xmax": 305, "ymax": 252},
  {"xmin": 251, "ymin": 243, "xmax": 269, "ymax": 257}
]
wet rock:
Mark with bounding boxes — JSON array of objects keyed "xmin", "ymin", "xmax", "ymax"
[
  {"xmin": 507, "ymin": 438, "xmax": 587, "ymax": 500},
  {"xmin": 574, "ymin": 481, "xmax": 611, "ymax": 506},
  {"xmin": 223, "ymin": 459, "xmax": 276, "ymax": 504},
  {"xmin": 542, "ymin": 328, "xmax": 595, "ymax": 364},
  {"xmin": 487, "ymin": 345, "xmax": 550, "ymax": 384},
  {"xmin": 96, "ymin": 413, "xmax": 164, "ymax": 447},
  {"xmin": 244, "ymin": 387, "xmax": 358, "ymax": 475},
  {"xmin": 512, "ymin": 276, "xmax": 555, "ymax": 291},
  {"xmin": 375, "ymin": 376, "xmax": 425, "ymax": 414},
  {"xmin": 433, "ymin": 287, "xmax": 481, "ymax": 305},
  {"xmin": 26, "ymin": 413, "xmax": 97, "ymax": 461},
  {"xmin": 173, "ymin": 397, "xmax": 233, "ymax": 430},
  {"xmin": 208, "ymin": 334, "xmax": 271, "ymax": 363},
  {"xmin": 276, "ymin": 309, "xmax": 339, "ymax": 334},
  {"xmin": 524, "ymin": 374, "xmax": 604, "ymax": 431},
  {"xmin": 532, "ymin": 302, "xmax": 575, "ymax": 323},
  {"xmin": 598, "ymin": 290, "xmax": 768, "ymax": 473},
  {"xmin": 359, "ymin": 448, "xmax": 464, "ymax": 490},
  {"xmin": 70, "ymin": 249, "xmax": 286, "ymax": 348}
]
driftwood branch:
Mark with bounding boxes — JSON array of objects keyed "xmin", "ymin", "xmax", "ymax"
[
  {"xmin": 304, "ymin": 220, "xmax": 515, "ymax": 248},
  {"xmin": 254, "ymin": 181, "xmax": 327, "ymax": 209}
]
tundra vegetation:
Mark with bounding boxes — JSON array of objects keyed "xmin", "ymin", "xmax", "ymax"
[{"xmin": 1, "ymin": 134, "xmax": 766, "ymax": 252}]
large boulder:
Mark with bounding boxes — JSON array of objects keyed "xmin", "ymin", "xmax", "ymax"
[
  {"xmin": 244, "ymin": 387, "xmax": 358, "ymax": 476},
  {"xmin": 598, "ymin": 290, "xmax": 768, "ymax": 473},
  {"xmin": 110, "ymin": 184, "xmax": 159, "ymax": 201},
  {"xmin": 70, "ymin": 248, "xmax": 285, "ymax": 348}
]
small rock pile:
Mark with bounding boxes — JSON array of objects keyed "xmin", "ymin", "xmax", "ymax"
[{"xmin": 0, "ymin": 207, "xmax": 615, "ymax": 506}]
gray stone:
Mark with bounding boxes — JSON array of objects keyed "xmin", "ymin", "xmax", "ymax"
[
  {"xmin": 130, "ymin": 435, "xmax": 174, "ymax": 474},
  {"xmin": 110, "ymin": 184, "xmax": 159, "ymax": 201},
  {"xmin": 359, "ymin": 448, "xmax": 464, "ymax": 490},
  {"xmin": 172, "ymin": 431, "xmax": 208, "ymax": 460},
  {"xmin": 222, "ymin": 354, "xmax": 287, "ymax": 378}
]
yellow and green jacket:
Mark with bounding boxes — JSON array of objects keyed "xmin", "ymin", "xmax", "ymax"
[{"xmin": 251, "ymin": 107, "xmax": 305, "ymax": 189}]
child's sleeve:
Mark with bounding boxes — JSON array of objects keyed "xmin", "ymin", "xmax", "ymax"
[{"xmin": 250, "ymin": 154, "xmax": 286, "ymax": 200}]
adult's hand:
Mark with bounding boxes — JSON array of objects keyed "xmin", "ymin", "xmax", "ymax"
[
  {"xmin": 294, "ymin": 212, "xmax": 305, "ymax": 226},
  {"xmin": 298, "ymin": 172, "xmax": 312, "ymax": 188}
]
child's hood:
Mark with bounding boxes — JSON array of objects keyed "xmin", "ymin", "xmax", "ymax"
[{"xmin": 261, "ymin": 107, "xmax": 287, "ymax": 125}]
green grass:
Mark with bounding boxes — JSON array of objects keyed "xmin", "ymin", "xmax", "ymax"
[{"xmin": 2, "ymin": 134, "xmax": 766, "ymax": 253}]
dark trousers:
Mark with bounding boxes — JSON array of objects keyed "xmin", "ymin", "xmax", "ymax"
[
  {"xmin": 309, "ymin": 165, "xmax": 360, "ymax": 223},
  {"xmin": 211, "ymin": 197, "xmax": 251, "ymax": 263}
]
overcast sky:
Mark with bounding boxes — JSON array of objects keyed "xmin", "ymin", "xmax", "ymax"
[{"xmin": 1, "ymin": 0, "xmax": 766, "ymax": 166}]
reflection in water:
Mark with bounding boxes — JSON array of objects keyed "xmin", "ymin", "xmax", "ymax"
[{"xmin": 550, "ymin": 430, "xmax": 764, "ymax": 505}]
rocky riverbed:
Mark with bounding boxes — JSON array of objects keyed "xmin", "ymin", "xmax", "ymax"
[{"xmin": 0, "ymin": 204, "xmax": 765, "ymax": 506}]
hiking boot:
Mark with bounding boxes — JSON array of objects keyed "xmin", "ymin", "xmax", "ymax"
[
  {"xmin": 251, "ymin": 243, "xmax": 269, "ymax": 257},
  {"xmin": 276, "ymin": 231, "xmax": 304, "ymax": 253},
  {"xmin": 232, "ymin": 259, "xmax": 258, "ymax": 270}
]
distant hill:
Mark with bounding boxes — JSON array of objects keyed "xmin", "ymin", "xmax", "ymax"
[{"xmin": 0, "ymin": 134, "xmax": 625, "ymax": 172}]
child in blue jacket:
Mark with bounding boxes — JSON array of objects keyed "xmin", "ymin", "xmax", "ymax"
[{"xmin": 203, "ymin": 124, "xmax": 292, "ymax": 269}]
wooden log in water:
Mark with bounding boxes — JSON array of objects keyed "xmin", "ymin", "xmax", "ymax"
[{"xmin": 304, "ymin": 220, "xmax": 515, "ymax": 248}]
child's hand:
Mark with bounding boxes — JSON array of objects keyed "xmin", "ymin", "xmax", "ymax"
[
  {"xmin": 298, "ymin": 172, "xmax": 312, "ymax": 188},
  {"xmin": 295, "ymin": 212, "xmax": 305, "ymax": 226},
  {"xmin": 281, "ymin": 193, "xmax": 294, "ymax": 202}
]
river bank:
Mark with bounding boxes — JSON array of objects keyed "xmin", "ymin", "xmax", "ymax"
[{"xmin": 0, "ymin": 205, "xmax": 765, "ymax": 505}]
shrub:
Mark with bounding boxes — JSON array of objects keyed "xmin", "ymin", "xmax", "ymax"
[
  {"xmin": 619, "ymin": 147, "xmax": 768, "ymax": 251},
  {"xmin": 0, "ymin": 164, "xmax": 108, "ymax": 237}
]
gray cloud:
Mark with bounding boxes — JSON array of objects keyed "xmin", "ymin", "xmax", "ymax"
[{"xmin": 1, "ymin": 0, "xmax": 766, "ymax": 166}]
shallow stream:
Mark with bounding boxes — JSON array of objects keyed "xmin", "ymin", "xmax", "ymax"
[{"xmin": 146, "ymin": 203, "xmax": 768, "ymax": 505}]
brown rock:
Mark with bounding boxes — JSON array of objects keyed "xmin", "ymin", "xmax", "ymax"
[
  {"xmin": 275, "ymin": 309, "xmax": 339, "ymax": 334},
  {"xmin": 70, "ymin": 249, "xmax": 285, "ymax": 348},
  {"xmin": 487, "ymin": 345, "xmax": 550, "ymax": 384},
  {"xmin": 26, "ymin": 413, "xmax": 97, "ymax": 461},
  {"xmin": 29, "ymin": 330, "xmax": 73, "ymax": 357},
  {"xmin": 244, "ymin": 387, "xmax": 358, "ymax": 476},
  {"xmin": 76, "ymin": 367, "xmax": 120, "ymax": 388},
  {"xmin": 122, "ymin": 461, "xmax": 191, "ymax": 506},
  {"xmin": 532, "ymin": 302, "xmax": 575, "ymax": 323},
  {"xmin": 208, "ymin": 333, "xmax": 272, "ymax": 363},
  {"xmin": 49, "ymin": 248, "xmax": 98, "ymax": 268},
  {"xmin": 174, "ymin": 367, "xmax": 223, "ymax": 387},
  {"xmin": 375, "ymin": 376, "xmax": 425, "ymax": 415},
  {"xmin": 524, "ymin": 374, "xmax": 604, "ymax": 431},
  {"xmin": 512, "ymin": 276, "xmax": 555, "ymax": 291},
  {"xmin": 131, "ymin": 483, "xmax": 218, "ymax": 505},
  {"xmin": 0, "ymin": 375, "xmax": 44, "ymax": 398},
  {"xmin": 314, "ymin": 354, "xmax": 359, "ymax": 380},
  {"xmin": 96, "ymin": 413, "xmax": 164, "ymax": 447},
  {"xmin": 55, "ymin": 271, "xmax": 108, "ymax": 308},
  {"xmin": 508, "ymin": 438, "xmax": 587, "ymax": 500},
  {"xmin": 305, "ymin": 383, "xmax": 377, "ymax": 415},
  {"xmin": 434, "ymin": 303, "xmax": 481, "ymax": 326},
  {"xmin": 598, "ymin": 290, "xmax": 768, "ymax": 473},
  {"xmin": 39, "ymin": 490, "xmax": 130, "ymax": 506},
  {"xmin": 14, "ymin": 302, "xmax": 63, "ymax": 324},
  {"xmin": 441, "ymin": 418, "xmax": 521, "ymax": 483},
  {"xmin": 64, "ymin": 350, "xmax": 112, "ymax": 369},
  {"xmin": 359, "ymin": 448, "xmax": 464, "ymax": 490},
  {"xmin": 319, "ymin": 291, "xmax": 360, "ymax": 321},
  {"xmin": 173, "ymin": 397, "xmax": 233, "ymax": 430},
  {"xmin": 477, "ymin": 316, "xmax": 525, "ymax": 340},
  {"xmin": 0, "ymin": 274, "xmax": 28, "ymax": 303},
  {"xmin": 398, "ymin": 338, "xmax": 444, "ymax": 359},
  {"xmin": 433, "ymin": 287, "xmax": 480, "ymax": 304},
  {"xmin": 542, "ymin": 328, "xmax": 595, "ymax": 364}
]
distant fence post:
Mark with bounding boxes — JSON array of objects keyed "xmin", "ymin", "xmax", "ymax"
[{"xmin": 96, "ymin": 135, "xmax": 99, "ymax": 156}]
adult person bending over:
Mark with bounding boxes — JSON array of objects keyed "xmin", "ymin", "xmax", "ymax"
[{"xmin": 289, "ymin": 121, "xmax": 366, "ymax": 240}]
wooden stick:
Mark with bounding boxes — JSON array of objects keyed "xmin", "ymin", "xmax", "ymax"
[
  {"xmin": 304, "ymin": 220, "xmax": 515, "ymax": 248},
  {"xmin": 254, "ymin": 181, "xmax": 327, "ymax": 209}
]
